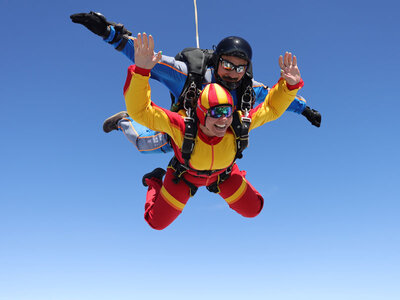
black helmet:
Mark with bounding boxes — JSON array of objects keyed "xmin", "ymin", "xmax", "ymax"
[
  {"xmin": 215, "ymin": 36, "xmax": 252, "ymax": 62},
  {"xmin": 213, "ymin": 36, "xmax": 253, "ymax": 90}
]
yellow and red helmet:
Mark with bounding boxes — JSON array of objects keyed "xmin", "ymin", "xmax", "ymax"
[{"xmin": 196, "ymin": 83, "xmax": 234, "ymax": 125}]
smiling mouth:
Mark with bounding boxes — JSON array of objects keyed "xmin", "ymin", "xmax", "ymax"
[{"xmin": 214, "ymin": 124, "xmax": 227, "ymax": 130}]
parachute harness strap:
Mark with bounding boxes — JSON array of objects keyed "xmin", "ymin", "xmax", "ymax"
[
  {"xmin": 169, "ymin": 157, "xmax": 198, "ymax": 197},
  {"xmin": 169, "ymin": 156, "xmax": 233, "ymax": 196},
  {"xmin": 232, "ymin": 85, "xmax": 253, "ymax": 159},
  {"xmin": 183, "ymin": 81, "xmax": 200, "ymax": 117},
  {"xmin": 181, "ymin": 115, "xmax": 197, "ymax": 165},
  {"xmin": 206, "ymin": 164, "xmax": 234, "ymax": 194},
  {"xmin": 231, "ymin": 111, "xmax": 251, "ymax": 160},
  {"xmin": 240, "ymin": 86, "xmax": 254, "ymax": 116},
  {"xmin": 181, "ymin": 81, "xmax": 200, "ymax": 166}
]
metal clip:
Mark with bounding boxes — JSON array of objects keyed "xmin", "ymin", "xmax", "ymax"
[
  {"xmin": 184, "ymin": 82, "xmax": 199, "ymax": 112},
  {"xmin": 240, "ymin": 86, "xmax": 254, "ymax": 114}
]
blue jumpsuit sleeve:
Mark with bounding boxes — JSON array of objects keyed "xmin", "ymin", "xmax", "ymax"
[
  {"xmin": 286, "ymin": 94, "xmax": 307, "ymax": 114},
  {"xmin": 253, "ymin": 83, "xmax": 306, "ymax": 114},
  {"xmin": 103, "ymin": 26, "xmax": 188, "ymax": 101}
]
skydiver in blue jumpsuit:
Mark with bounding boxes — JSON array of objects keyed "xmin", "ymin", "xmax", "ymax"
[{"xmin": 70, "ymin": 12, "xmax": 321, "ymax": 154}]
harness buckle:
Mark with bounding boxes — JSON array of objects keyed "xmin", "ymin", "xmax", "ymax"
[
  {"xmin": 183, "ymin": 82, "xmax": 199, "ymax": 114},
  {"xmin": 241, "ymin": 116, "xmax": 252, "ymax": 124}
]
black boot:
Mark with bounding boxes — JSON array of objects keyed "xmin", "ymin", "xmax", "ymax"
[
  {"xmin": 302, "ymin": 106, "xmax": 321, "ymax": 127},
  {"xmin": 102, "ymin": 111, "xmax": 129, "ymax": 133},
  {"xmin": 142, "ymin": 168, "xmax": 166, "ymax": 187}
]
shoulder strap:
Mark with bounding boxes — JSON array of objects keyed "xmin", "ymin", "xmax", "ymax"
[
  {"xmin": 236, "ymin": 76, "xmax": 255, "ymax": 113},
  {"xmin": 231, "ymin": 111, "xmax": 251, "ymax": 160},
  {"xmin": 181, "ymin": 115, "xmax": 198, "ymax": 165}
]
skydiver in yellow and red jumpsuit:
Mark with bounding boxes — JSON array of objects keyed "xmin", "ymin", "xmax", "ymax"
[{"xmin": 124, "ymin": 33, "xmax": 304, "ymax": 230}]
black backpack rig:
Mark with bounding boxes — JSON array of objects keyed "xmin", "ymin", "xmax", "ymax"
[{"xmin": 167, "ymin": 47, "xmax": 256, "ymax": 196}]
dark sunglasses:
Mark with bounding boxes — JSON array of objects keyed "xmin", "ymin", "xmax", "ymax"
[
  {"xmin": 208, "ymin": 106, "xmax": 233, "ymax": 118},
  {"xmin": 219, "ymin": 58, "xmax": 247, "ymax": 73}
]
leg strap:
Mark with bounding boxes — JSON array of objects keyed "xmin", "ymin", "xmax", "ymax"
[
  {"xmin": 168, "ymin": 157, "xmax": 198, "ymax": 196},
  {"xmin": 206, "ymin": 165, "xmax": 233, "ymax": 193}
]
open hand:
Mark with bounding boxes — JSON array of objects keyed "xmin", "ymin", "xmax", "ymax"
[
  {"xmin": 279, "ymin": 52, "xmax": 301, "ymax": 85},
  {"xmin": 133, "ymin": 33, "xmax": 162, "ymax": 70}
]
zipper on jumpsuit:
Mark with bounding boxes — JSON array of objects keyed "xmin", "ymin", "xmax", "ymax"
[{"xmin": 205, "ymin": 145, "xmax": 215, "ymax": 186}]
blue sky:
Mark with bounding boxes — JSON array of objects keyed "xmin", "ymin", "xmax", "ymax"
[{"xmin": 1, "ymin": 0, "xmax": 399, "ymax": 299}]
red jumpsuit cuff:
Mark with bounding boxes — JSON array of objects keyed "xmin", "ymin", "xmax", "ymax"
[
  {"xmin": 124, "ymin": 65, "xmax": 150, "ymax": 94},
  {"xmin": 128, "ymin": 64, "xmax": 151, "ymax": 76},
  {"xmin": 286, "ymin": 78, "xmax": 304, "ymax": 90}
]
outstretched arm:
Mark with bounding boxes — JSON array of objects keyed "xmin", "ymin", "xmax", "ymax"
[
  {"xmin": 279, "ymin": 52, "xmax": 321, "ymax": 127},
  {"xmin": 124, "ymin": 33, "xmax": 178, "ymax": 135},
  {"xmin": 249, "ymin": 52, "xmax": 303, "ymax": 129},
  {"xmin": 70, "ymin": 12, "xmax": 188, "ymax": 99}
]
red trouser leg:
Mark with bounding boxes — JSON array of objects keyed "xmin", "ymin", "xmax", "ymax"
[
  {"xmin": 218, "ymin": 164, "xmax": 264, "ymax": 218},
  {"xmin": 144, "ymin": 168, "xmax": 191, "ymax": 230}
]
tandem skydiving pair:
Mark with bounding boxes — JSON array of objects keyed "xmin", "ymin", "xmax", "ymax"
[{"xmin": 71, "ymin": 12, "xmax": 316, "ymax": 230}]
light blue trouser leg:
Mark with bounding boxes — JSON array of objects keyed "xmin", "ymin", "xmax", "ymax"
[{"xmin": 118, "ymin": 117, "xmax": 173, "ymax": 154}]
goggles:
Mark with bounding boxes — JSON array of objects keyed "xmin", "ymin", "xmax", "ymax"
[
  {"xmin": 219, "ymin": 58, "xmax": 247, "ymax": 73},
  {"xmin": 208, "ymin": 106, "xmax": 233, "ymax": 118}
]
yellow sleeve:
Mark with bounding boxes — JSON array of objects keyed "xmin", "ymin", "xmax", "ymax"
[
  {"xmin": 124, "ymin": 71, "xmax": 179, "ymax": 138},
  {"xmin": 249, "ymin": 78, "xmax": 300, "ymax": 130}
]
